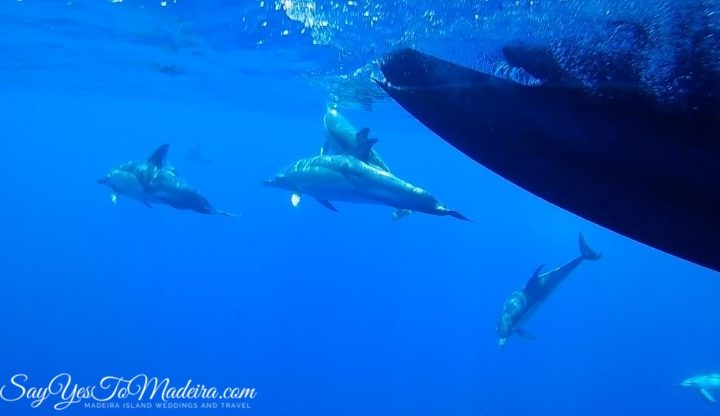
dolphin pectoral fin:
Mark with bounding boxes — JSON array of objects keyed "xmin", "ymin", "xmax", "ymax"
[
  {"xmin": 110, "ymin": 193, "xmax": 118, "ymax": 204},
  {"xmin": 515, "ymin": 328, "xmax": 536, "ymax": 341},
  {"xmin": 700, "ymin": 389, "xmax": 716, "ymax": 403},
  {"xmin": 316, "ymin": 199, "xmax": 338, "ymax": 212},
  {"xmin": 147, "ymin": 144, "xmax": 170, "ymax": 168},
  {"xmin": 290, "ymin": 193, "xmax": 302, "ymax": 208},
  {"xmin": 391, "ymin": 209, "xmax": 413, "ymax": 221},
  {"xmin": 142, "ymin": 201, "xmax": 153, "ymax": 208}
]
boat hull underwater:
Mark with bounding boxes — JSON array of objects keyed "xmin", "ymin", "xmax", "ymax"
[{"xmin": 377, "ymin": 48, "xmax": 720, "ymax": 273}]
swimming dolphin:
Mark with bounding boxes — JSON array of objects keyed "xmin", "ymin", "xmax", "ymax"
[
  {"xmin": 322, "ymin": 108, "xmax": 412, "ymax": 221},
  {"xmin": 680, "ymin": 374, "xmax": 720, "ymax": 404},
  {"xmin": 322, "ymin": 108, "xmax": 389, "ymax": 170},
  {"xmin": 264, "ymin": 138, "xmax": 469, "ymax": 221},
  {"xmin": 496, "ymin": 234, "xmax": 601, "ymax": 349},
  {"xmin": 377, "ymin": 47, "xmax": 720, "ymax": 273},
  {"xmin": 97, "ymin": 144, "xmax": 237, "ymax": 217}
]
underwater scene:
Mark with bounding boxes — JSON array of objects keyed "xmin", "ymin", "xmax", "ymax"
[{"xmin": 1, "ymin": 0, "xmax": 719, "ymax": 415}]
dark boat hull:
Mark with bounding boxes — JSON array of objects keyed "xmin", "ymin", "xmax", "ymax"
[{"xmin": 378, "ymin": 48, "xmax": 720, "ymax": 273}]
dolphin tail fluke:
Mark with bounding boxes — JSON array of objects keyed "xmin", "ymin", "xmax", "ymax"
[{"xmin": 578, "ymin": 233, "xmax": 601, "ymax": 260}]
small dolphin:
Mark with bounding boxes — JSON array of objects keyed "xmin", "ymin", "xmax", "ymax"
[
  {"xmin": 497, "ymin": 234, "xmax": 601, "ymax": 349},
  {"xmin": 264, "ymin": 138, "xmax": 469, "ymax": 221},
  {"xmin": 322, "ymin": 108, "xmax": 389, "ymax": 170},
  {"xmin": 322, "ymin": 108, "xmax": 412, "ymax": 221},
  {"xmin": 98, "ymin": 144, "xmax": 237, "ymax": 217},
  {"xmin": 680, "ymin": 374, "xmax": 720, "ymax": 404}
]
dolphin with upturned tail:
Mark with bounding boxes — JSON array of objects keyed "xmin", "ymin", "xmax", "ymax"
[{"xmin": 496, "ymin": 233, "xmax": 601, "ymax": 349}]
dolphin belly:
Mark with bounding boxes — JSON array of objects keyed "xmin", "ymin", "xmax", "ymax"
[
  {"xmin": 289, "ymin": 168, "xmax": 390, "ymax": 206},
  {"xmin": 512, "ymin": 296, "xmax": 546, "ymax": 330},
  {"xmin": 109, "ymin": 171, "xmax": 159, "ymax": 205},
  {"xmin": 339, "ymin": 167, "xmax": 440, "ymax": 212},
  {"xmin": 286, "ymin": 158, "xmax": 428, "ymax": 210}
]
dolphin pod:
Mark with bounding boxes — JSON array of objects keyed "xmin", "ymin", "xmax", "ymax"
[{"xmin": 97, "ymin": 102, "xmax": 714, "ymax": 405}]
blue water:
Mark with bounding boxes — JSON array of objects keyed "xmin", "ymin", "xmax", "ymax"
[{"xmin": 1, "ymin": 1, "xmax": 719, "ymax": 415}]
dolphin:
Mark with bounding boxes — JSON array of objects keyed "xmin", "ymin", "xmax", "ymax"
[
  {"xmin": 322, "ymin": 108, "xmax": 412, "ymax": 221},
  {"xmin": 497, "ymin": 234, "xmax": 601, "ymax": 349},
  {"xmin": 680, "ymin": 374, "xmax": 720, "ymax": 404},
  {"xmin": 98, "ymin": 144, "xmax": 237, "ymax": 217},
  {"xmin": 377, "ymin": 47, "xmax": 720, "ymax": 273},
  {"xmin": 264, "ymin": 138, "xmax": 469, "ymax": 221},
  {"xmin": 322, "ymin": 108, "xmax": 389, "ymax": 170}
]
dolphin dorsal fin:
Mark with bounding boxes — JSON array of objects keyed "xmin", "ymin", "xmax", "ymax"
[
  {"xmin": 533, "ymin": 265, "xmax": 544, "ymax": 277},
  {"xmin": 524, "ymin": 264, "xmax": 544, "ymax": 292},
  {"xmin": 348, "ymin": 138, "xmax": 379, "ymax": 162},
  {"xmin": 355, "ymin": 128, "xmax": 370, "ymax": 142},
  {"xmin": 148, "ymin": 144, "xmax": 170, "ymax": 168}
]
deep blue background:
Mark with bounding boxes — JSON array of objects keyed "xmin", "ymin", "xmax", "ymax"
[{"xmin": 1, "ymin": 1, "xmax": 718, "ymax": 415}]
